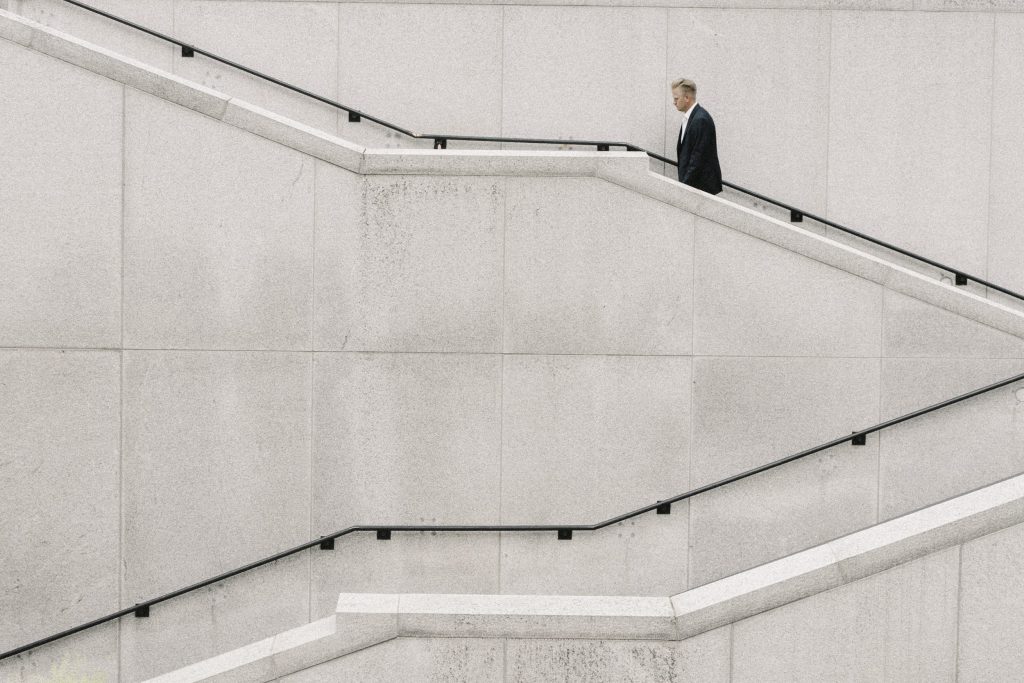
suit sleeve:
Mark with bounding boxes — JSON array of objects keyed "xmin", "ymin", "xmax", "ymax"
[{"xmin": 680, "ymin": 116, "xmax": 711, "ymax": 186}]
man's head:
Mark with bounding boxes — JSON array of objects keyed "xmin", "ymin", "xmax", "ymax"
[{"xmin": 671, "ymin": 78, "xmax": 697, "ymax": 113}]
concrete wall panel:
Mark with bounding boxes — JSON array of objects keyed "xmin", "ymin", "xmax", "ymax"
[
  {"xmin": 312, "ymin": 352, "xmax": 501, "ymax": 526},
  {"xmin": 335, "ymin": 4, "xmax": 502, "ymax": 149},
  {"xmin": 986, "ymin": 15, "xmax": 1024, "ymax": 295},
  {"xmin": 828, "ymin": 11, "xmax": 993, "ymax": 276},
  {"xmin": 501, "ymin": 355, "xmax": 690, "ymax": 523},
  {"xmin": 505, "ymin": 628, "xmax": 731, "ymax": 683},
  {"xmin": 13, "ymin": 0, "xmax": 174, "ymax": 71},
  {"xmin": 504, "ymin": 177, "xmax": 693, "ymax": 355},
  {"xmin": 124, "ymin": 90, "xmax": 314, "ymax": 350},
  {"xmin": 502, "ymin": 7, "xmax": 667, "ymax": 152},
  {"xmin": 666, "ymin": 9, "xmax": 831, "ymax": 213},
  {"xmin": 689, "ymin": 444, "xmax": 877, "ymax": 587},
  {"xmin": 0, "ymin": 42, "xmax": 121, "ymax": 348},
  {"xmin": 315, "ymin": 167, "xmax": 505, "ymax": 353},
  {"xmin": 732, "ymin": 547, "xmax": 959, "ymax": 681},
  {"xmin": 689, "ymin": 355, "xmax": 880, "ymax": 584},
  {"xmin": 119, "ymin": 554, "xmax": 309, "ymax": 681},
  {"xmin": 311, "ymin": 352, "xmax": 502, "ymax": 597},
  {"xmin": 693, "ymin": 218, "xmax": 883, "ymax": 357},
  {"xmin": 119, "ymin": 350, "xmax": 311, "ymax": 678},
  {"xmin": 878, "ymin": 358, "xmax": 1024, "ymax": 520},
  {"xmin": 883, "ymin": 290, "xmax": 1024, "ymax": 358},
  {"xmin": 0, "ymin": 626, "xmax": 118, "ymax": 683},
  {"xmin": 120, "ymin": 349, "xmax": 311, "ymax": 606},
  {"xmin": 498, "ymin": 354, "xmax": 689, "ymax": 595},
  {"xmin": 500, "ymin": 515, "xmax": 688, "ymax": 597},
  {"xmin": 280, "ymin": 637, "xmax": 504, "ymax": 683},
  {"xmin": 0, "ymin": 351, "xmax": 119, "ymax": 670},
  {"xmin": 958, "ymin": 521, "xmax": 1024, "ymax": 679},
  {"xmin": 174, "ymin": 1, "xmax": 339, "ymax": 134},
  {"xmin": 310, "ymin": 534, "xmax": 501, "ymax": 619},
  {"xmin": 691, "ymin": 356, "xmax": 881, "ymax": 486}
]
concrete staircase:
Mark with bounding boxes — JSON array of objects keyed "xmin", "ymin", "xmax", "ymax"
[{"xmin": 3, "ymin": 8, "xmax": 1024, "ymax": 681}]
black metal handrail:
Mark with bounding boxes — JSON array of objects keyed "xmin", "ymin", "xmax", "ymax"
[
  {"xmin": 4, "ymin": 369, "xmax": 1024, "ymax": 660},
  {"xmin": 47, "ymin": 0, "xmax": 1024, "ymax": 305}
]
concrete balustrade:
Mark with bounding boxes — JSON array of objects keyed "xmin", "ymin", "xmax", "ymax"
[{"xmin": 5, "ymin": 10, "xmax": 1024, "ymax": 680}]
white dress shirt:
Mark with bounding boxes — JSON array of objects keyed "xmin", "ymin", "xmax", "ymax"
[{"xmin": 679, "ymin": 102, "xmax": 697, "ymax": 144}]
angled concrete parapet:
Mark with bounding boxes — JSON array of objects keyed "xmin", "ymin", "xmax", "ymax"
[
  {"xmin": 674, "ymin": 471, "xmax": 1024, "ymax": 639},
  {"xmin": 389, "ymin": 593, "xmax": 677, "ymax": 641},
  {"xmin": 143, "ymin": 613, "xmax": 394, "ymax": 683}
]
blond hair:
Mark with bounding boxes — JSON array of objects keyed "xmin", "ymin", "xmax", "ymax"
[{"xmin": 671, "ymin": 78, "xmax": 696, "ymax": 96}]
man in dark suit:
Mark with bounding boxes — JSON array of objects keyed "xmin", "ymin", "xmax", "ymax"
[{"xmin": 672, "ymin": 78, "xmax": 722, "ymax": 195}]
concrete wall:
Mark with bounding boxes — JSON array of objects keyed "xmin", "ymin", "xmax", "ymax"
[
  {"xmin": 10, "ymin": 0, "xmax": 1024, "ymax": 294},
  {"xmin": 5, "ymin": 21, "xmax": 1024, "ymax": 681},
  {"xmin": 280, "ymin": 519, "xmax": 1024, "ymax": 681}
]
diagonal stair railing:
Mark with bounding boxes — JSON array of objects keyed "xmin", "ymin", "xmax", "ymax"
[
  {"xmin": 40, "ymin": 0, "xmax": 1024, "ymax": 306},
  {"xmin": 4, "ymin": 369, "xmax": 1024, "ymax": 660}
]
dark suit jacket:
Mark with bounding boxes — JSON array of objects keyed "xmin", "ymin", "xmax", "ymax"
[{"xmin": 676, "ymin": 103, "xmax": 722, "ymax": 195}]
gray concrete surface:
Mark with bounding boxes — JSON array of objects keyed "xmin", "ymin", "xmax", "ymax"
[
  {"xmin": 882, "ymin": 290, "xmax": 1024, "ymax": 359},
  {"xmin": 693, "ymin": 218, "xmax": 884, "ymax": 357},
  {"xmin": 878, "ymin": 358, "xmax": 1024, "ymax": 520},
  {"xmin": 124, "ymin": 89, "xmax": 315, "ymax": 351},
  {"xmin": 732, "ymin": 547, "xmax": 960, "ymax": 681},
  {"xmin": 504, "ymin": 178, "xmax": 693, "ymax": 355},
  {"xmin": 281, "ymin": 638, "xmax": 504, "ymax": 683},
  {"xmin": 153, "ymin": 473, "xmax": 1024, "ymax": 680},
  {"xmin": 336, "ymin": 3, "xmax": 501, "ymax": 150},
  {"xmin": 5, "ymin": 13, "xmax": 1024, "ymax": 679},
  {"xmin": 309, "ymin": 352, "xmax": 502, "ymax": 605},
  {"xmin": 0, "ymin": 40, "xmax": 122, "ymax": 348},
  {"xmin": 503, "ymin": 634, "xmax": 731, "ymax": 683},
  {"xmin": 173, "ymin": 1, "xmax": 339, "ymax": 134},
  {"xmin": 315, "ymin": 168, "xmax": 505, "ymax": 353},
  {"xmin": 988, "ymin": 13, "xmax": 1024, "ymax": 297},
  {"xmin": 827, "ymin": 11, "xmax": 994, "ymax": 278},
  {"xmin": 958, "ymin": 521, "xmax": 1024, "ymax": 678},
  {"xmin": 0, "ymin": 351, "xmax": 120, "ymax": 678},
  {"xmin": 9, "ymin": 0, "xmax": 1021, "ymax": 296},
  {"xmin": 13, "ymin": 0, "xmax": 173, "ymax": 70},
  {"xmin": 120, "ymin": 350, "xmax": 312, "ymax": 679}
]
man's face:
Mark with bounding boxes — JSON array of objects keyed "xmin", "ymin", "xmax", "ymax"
[{"xmin": 672, "ymin": 87, "xmax": 693, "ymax": 113}]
